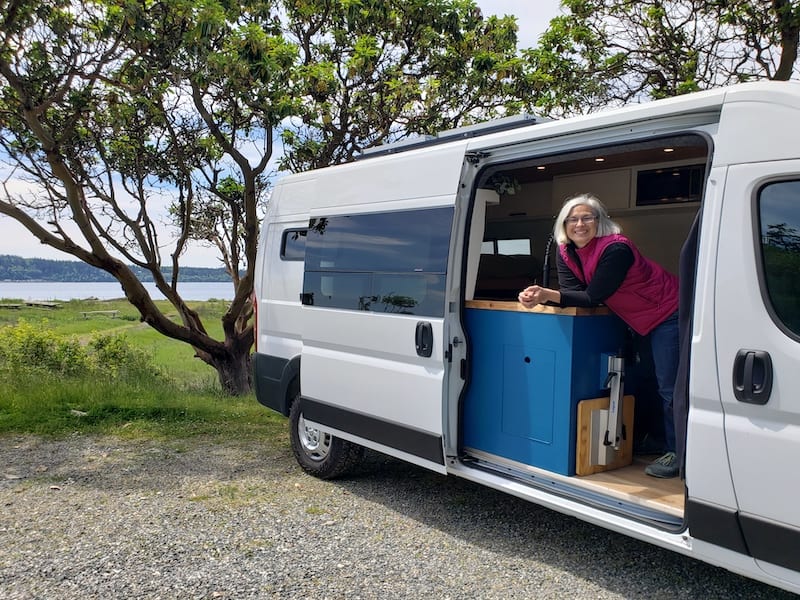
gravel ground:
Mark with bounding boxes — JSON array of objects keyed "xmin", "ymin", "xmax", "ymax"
[{"xmin": 0, "ymin": 433, "xmax": 794, "ymax": 600}]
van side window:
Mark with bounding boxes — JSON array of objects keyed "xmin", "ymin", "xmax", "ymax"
[
  {"xmin": 281, "ymin": 229, "xmax": 307, "ymax": 261},
  {"xmin": 759, "ymin": 180, "xmax": 800, "ymax": 336},
  {"xmin": 303, "ymin": 207, "xmax": 453, "ymax": 317}
]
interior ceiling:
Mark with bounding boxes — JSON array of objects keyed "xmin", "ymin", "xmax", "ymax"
[{"xmin": 483, "ymin": 136, "xmax": 709, "ymax": 185}]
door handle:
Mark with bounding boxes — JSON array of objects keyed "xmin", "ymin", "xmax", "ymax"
[
  {"xmin": 732, "ymin": 349, "xmax": 773, "ymax": 405},
  {"xmin": 415, "ymin": 321, "xmax": 433, "ymax": 357}
]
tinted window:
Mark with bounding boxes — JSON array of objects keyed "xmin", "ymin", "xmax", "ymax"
[
  {"xmin": 759, "ymin": 181, "xmax": 800, "ymax": 336},
  {"xmin": 637, "ymin": 164, "xmax": 705, "ymax": 206},
  {"xmin": 303, "ymin": 207, "xmax": 453, "ymax": 317},
  {"xmin": 281, "ymin": 229, "xmax": 307, "ymax": 261}
]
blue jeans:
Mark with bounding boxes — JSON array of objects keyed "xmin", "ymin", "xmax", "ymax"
[{"xmin": 646, "ymin": 311, "xmax": 679, "ymax": 453}]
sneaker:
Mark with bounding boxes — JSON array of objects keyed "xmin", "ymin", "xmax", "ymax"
[{"xmin": 645, "ymin": 452, "xmax": 679, "ymax": 479}]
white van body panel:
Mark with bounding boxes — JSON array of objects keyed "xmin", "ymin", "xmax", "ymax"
[
  {"xmin": 682, "ymin": 167, "xmax": 739, "ymax": 509},
  {"xmin": 306, "ymin": 142, "xmax": 470, "ymax": 209},
  {"xmin": 713, "ymin": 86, "xmax": 800, "ymax": 166},
  {"xmin": 716, "ymin": 159, "xmax": 800, "ymax": 581},
  {"xmin": 463, "ymin": 87, "xmax": 727, "ymax": 154},
  {"xmin": 301, "ymin": 309, "xmax": 446, "ymax": 429}
]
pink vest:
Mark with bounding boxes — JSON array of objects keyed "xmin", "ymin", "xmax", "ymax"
[{"xmin": 559, "ymin": 234, "xmax": 678, "ymax": 335}]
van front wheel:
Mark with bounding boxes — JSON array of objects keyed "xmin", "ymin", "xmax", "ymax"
[{"xmin": 289, "ymin": 397, "xmax": 364, "ymax": 479}]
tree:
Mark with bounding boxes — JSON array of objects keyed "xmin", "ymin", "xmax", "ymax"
[
  {"xmin": 521, "ymin": 0, "xmax": 800, "ymax": 115},
  {"xmin": 280, "ymin": 0, "xmax": 533, "ymax": 171},
  {"xmin": 0, "ymin": 0, "xmax": 530, "ymax": 394},
  {"xmin": 0, "ymin": 0, "xmax": 296, "ymax": 394}
]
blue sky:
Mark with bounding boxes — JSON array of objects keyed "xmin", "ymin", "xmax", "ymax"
[{"xmin": 0, "ymin": 0, "xmax": 564, "ymax": 267}]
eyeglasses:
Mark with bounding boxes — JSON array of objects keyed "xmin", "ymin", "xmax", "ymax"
[{"xmin": 565, "ymin": 215, "xmax": 597, "ymax": 225}]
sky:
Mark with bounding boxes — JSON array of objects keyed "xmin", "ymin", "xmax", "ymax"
[{"xmin": 0, "ymin": 0, "xmax": 564, "ymax": 267}]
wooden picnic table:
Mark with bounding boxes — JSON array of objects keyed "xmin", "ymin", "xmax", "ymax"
[
  {"xmin": 25, "ymin": 300, "xmax": 62, "ymax": 309},
  {"xmin": 80, "ymin": 310, "xmax": 120, "ymax": 319}
]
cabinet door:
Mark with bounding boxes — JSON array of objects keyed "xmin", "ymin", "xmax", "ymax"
[{"xmin": 715, "ymin": 162, "xmax": 800, "ymax": 576}]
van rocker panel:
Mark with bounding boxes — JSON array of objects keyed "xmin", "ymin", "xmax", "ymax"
[{"xmin": 300, "ymin": 396, "xmax": 444, "ymax": 465}]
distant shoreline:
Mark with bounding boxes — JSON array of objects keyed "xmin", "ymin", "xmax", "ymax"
[
  {"xmin": 0, "ymin": 255, "xmax": 233, "ymax": 283},
  {"xmin": 0, "ymin": 280, "xmax": 234, "ymax": 302}
]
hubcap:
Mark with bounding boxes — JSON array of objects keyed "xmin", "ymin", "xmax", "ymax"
[{"xmin": 298, "ymin": 414, "xmax": 332, "ymax": 461}]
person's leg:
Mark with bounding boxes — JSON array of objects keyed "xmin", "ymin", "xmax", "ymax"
[{"xmin": 645, "ymin": 311, "xmax": 679, "ymax": 477}]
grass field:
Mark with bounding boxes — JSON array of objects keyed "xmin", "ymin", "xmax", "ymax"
[{"xmin": 0, "ymin": 297, "xmax": 286, "ymax": 444}]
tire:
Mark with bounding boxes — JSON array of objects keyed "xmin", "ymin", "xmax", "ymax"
[{"xmin": 288, "ymin": 396, "xmax": 364, "ymax": 479}]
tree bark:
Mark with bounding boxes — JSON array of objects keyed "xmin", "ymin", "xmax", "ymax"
[
  {"xmin": 773, "ymin": 0, "xmax": 800, "ymax": 80},
  {"xmin": 211, "ymin": 346, "xmax": 253, "ymax": 396}
]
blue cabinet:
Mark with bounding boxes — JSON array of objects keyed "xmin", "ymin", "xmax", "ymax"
[{"xmin": 463, "ymin": 303, "xmax": 627, "ymax": 475}]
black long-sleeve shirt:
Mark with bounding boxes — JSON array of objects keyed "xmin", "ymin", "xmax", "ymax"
[{"xmin": 557, "ymin": 242, "xmax": 634, "ymax": 307}]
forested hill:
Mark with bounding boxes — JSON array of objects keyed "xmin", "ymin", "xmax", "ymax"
[{"xmin": 0, "ymin": 255, "xmax": 230, "ymax": 282}]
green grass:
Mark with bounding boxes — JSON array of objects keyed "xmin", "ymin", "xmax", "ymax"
[
  {"xmin": 0, "ymin": 297, "xmax": 227, "ymax": 384},
  {"xmin": 0, "ymin": 297, "xmax": 287, "ymax": 444}
]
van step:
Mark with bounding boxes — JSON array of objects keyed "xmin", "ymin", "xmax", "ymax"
[{"xmin": 460, "ymin": 454, "xmax": 684, "ymax": 529}]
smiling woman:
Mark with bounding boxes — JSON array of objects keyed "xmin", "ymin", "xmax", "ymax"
[{"xmin": 518, "ymin": 192, "xmax": 680, "ymax": 478}]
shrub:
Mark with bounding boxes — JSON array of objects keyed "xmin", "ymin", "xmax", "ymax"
[
  {"xmin": 89, "ymin": 333, "xmax": 166, "ymax": 381},
  {"xmin": 0, "ymin": 320, "xmax": 164, "ymax": 382},
  {"xmin": 0, "ymin": 319, "xmax": 91, "ymax": 376}
]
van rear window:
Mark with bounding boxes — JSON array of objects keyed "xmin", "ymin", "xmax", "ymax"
[{"xmin": 281, "ymin": 229, "xmax": 307, "ymax": 261}]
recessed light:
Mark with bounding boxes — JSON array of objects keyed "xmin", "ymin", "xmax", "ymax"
[
  {"xmin": 664, "ymin": 147, "xmax": 675, "ymax": 152},
  {"xmin": 595, "ymin": 157, "xmax": 605, "ymax": 162},
  {"xmin": 536, "ymin": 166, "xmax": 546, "ymax": 170}
]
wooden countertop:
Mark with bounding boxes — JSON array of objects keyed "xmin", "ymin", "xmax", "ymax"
[{"xmin": 465, "ymin": 299, "xmax": 611, "ymax": 316}]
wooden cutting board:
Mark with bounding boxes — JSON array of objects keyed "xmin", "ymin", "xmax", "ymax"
[{"xmin": 576, "ymin": 395, "xmax": 635, "ymax": 476}]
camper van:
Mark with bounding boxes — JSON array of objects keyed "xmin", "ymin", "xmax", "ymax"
[{"xmin": 252, "ymin": 81, "xmax": 800, "ymax": 594}]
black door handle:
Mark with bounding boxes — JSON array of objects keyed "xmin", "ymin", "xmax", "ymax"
[
  {"xmin": 732, "ymin": 349, "xmax": 773, "ymax": 405},
  {"xmin": 415, "ymin": 321, "xmax": 433, "ymax": 357}
]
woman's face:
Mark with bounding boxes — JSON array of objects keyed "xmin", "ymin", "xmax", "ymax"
[{"xmin": 565, "ymin": 204, "xmax": 598, "ymax": 248}]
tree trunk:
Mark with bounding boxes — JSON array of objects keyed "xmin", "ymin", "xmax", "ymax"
[
  {"xmin": 211, "ymin": 347, "xmax": 253, "ymax": 396},
  {"xmin": 773, "ymin": 0, "xmax": 800, "ymax": 81}
]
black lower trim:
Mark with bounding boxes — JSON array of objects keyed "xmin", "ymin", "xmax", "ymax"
[
  {"xmin": 740, "ymin": 512, "xmax": 800, "ymax": 572},
  {"xmin": 686, "ymin": 498, "xmax": 749, "ymax": 555},
  {"xmin": 300, "ymin": 397, "xmax": 444, "ymax": 465},
  {"xmin": 688, "ymin": 498, "xmax": 800, "ymax": 572}
]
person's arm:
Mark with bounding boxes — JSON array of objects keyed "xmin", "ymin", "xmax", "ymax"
[{"xmin": 559, "ymin": 243, "xmax": 634, "ymax": 307}]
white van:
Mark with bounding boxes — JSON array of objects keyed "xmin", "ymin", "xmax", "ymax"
[{"xmin": 252, "ymin": 81, "xmax": 800, "ymax": 594}]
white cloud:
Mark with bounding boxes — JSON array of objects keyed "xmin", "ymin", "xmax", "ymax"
[{"xmin": 474, "ymin": 0, "xmax": 563, "ymax": 47}]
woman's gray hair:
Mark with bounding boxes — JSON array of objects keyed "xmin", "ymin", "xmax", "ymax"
[{"xmin": 552, "ymin": 193, "xmax": 622, "ymax": 244}]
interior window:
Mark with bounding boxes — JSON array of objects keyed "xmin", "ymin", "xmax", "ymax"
[
  {"xmin": 481, "ymin": 238, "xmax": 532, "ymax": 255},
  {"xmin": 636, "ymin": 164, "xmax": 705, "ymax": 206},
  {"xmin": 497, "ymin": 238, "xmax": 532, "ymax": 255},
  {"xmin": 759, "ymin": 180, "xmax": 800, "ymax": 336}
]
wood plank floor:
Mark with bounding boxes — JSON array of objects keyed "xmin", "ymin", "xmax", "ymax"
[{"xmin": 573, "ymin": 455, "xmax": 685, "ymax": 517}]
